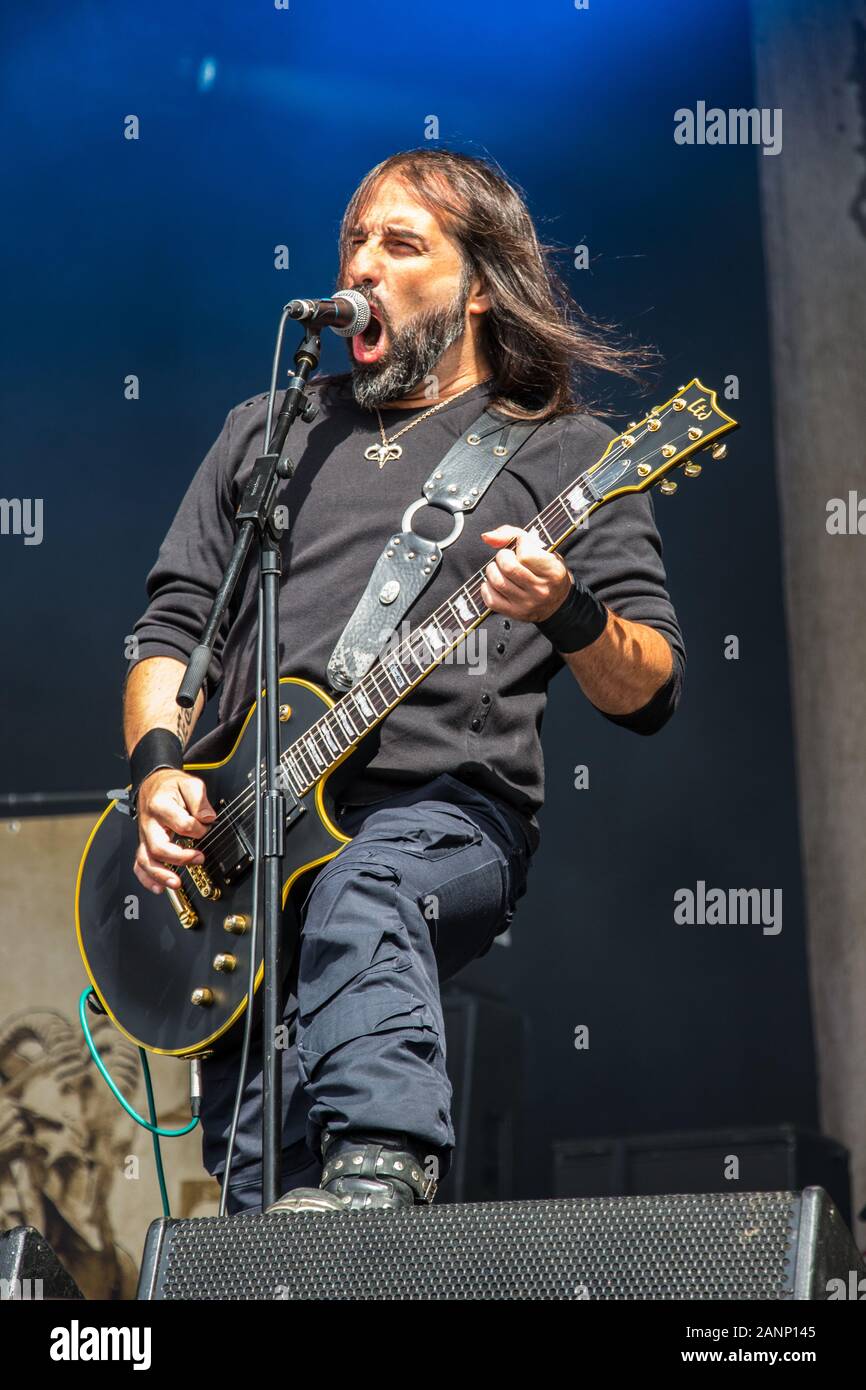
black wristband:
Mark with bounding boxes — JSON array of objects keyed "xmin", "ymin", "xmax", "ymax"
[
  {"xmin": 597, "ymin": 665, "xmax": 681, "ymax": 736},
  {"xmin": 129, "ymin": 727, "xmax": 184, "ymax": 817},
  {"xmin": 535, "ymin": 575, "xmax": 608, "ymax": 654}
]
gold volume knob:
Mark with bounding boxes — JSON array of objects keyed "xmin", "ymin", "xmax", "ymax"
[
  {"xmin": 223, "ymin": 914, "xmax": 250, "ymax": 934},
  {"xmin": 191, "ymin": 988, "xmax": 214, "ymax": 1007},
  {"xmin": 213, "ymin": 953, "xmax": 237, "ymax": 973}
]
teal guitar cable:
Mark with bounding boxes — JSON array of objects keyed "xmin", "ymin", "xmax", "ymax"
[{"xmin": 78, "ymin": 986, "xmax": 199, "ymax": 1219}]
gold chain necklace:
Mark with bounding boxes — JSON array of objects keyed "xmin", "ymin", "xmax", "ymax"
[{"xmin": 363, "ymin": 379, "xmax": 491, "ymax": 468}]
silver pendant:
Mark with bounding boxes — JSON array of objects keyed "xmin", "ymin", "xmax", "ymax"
[{"xmin": 364, "ymin": 442, "xmax": 403, "ymax": 467}]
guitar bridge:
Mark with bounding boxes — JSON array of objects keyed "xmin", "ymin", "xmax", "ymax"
[{"xmin": 177, "ymin": 838, "xmax": 222, "ymax": 900}]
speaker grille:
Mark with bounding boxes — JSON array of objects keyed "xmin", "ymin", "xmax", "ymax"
[{"xmin": 143, "ymin": 1190, "xmax": 803, "ymax": 1300}]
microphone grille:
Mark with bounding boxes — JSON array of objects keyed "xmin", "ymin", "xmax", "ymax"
[{"xmin": 331, "ymin": 288, "xmax": 371, "ymax": 337}]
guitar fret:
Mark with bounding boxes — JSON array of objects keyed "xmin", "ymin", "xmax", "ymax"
[
  {"xmin": 361, "ymin": 675, "xmax": 386, "ymax": 717},
  {"xmin": 466, "ymin": 581, "xmax": 484, "ymax": 613},
  {"xmin": 364, "ymin": 675, "xmax": 387, "ymax": 714},
  {"xmin": 325, "ymin": 710, "xmax": 349, "ymax": 750},
  {"xmin": 446, "ymin": 598, "xmax": 466, "ymax": 632},
  {"xmin": 354, "ymin": 687, "xmax": 376, "ymax": 722},
  {"xmin": 315, "ymin": 729, "xmax": 333, "ymax": 766},
  {"xmin": 384, "ymin": 658, "xmax": 407, "ymax": 690},
  {"xmin": 563, "ymin": 473, "xmax": 599, "ymax": 526},
  {"xmin": 347, "ymin": 692, "xmax": 369, "ymax": 727},
  {"xmin": 547, "ymin": 500, "xmax": 570, "ymax": 538},
  {"xmin": 282, "ymin": 758, "xmax": 304, "ymax": 796},
  {"xmin": 372, "ymin": 664, "xmax": 398, "ymax": 703},
  {"xmin": 320, "ymin": 722, "xmax": 341, "ymax": 756},
  {"xmin": 344, "ymin": 702, "xmax": 361, "ymax": 735},
  {"xmin": 423, "ymin": 619, "xmax": 446, "ymax": 652},
  {"xmin": 304, "ymin": 735, "xmax": 325, "ymax": 771},
  {"xmin": 457, "ymin": 589, "xmax": 478, "ymax": 620},
  {"xmin": 328, "ymin": 710, "xmax": 345, "ymax": 744},
  {"xmin": 336, "ymin": 705, "xmax": 357, "ymax": 740},
  {"xmin": 436, "ymin": 609, "xmax": 459, "ymax": 643},
  {"xmin": 285, "ymin": 752, "xmax": 306, "ymax": 790},
  {"xmin": 292, "ymin": 744, "xmax": 316, "ymax": 784}
]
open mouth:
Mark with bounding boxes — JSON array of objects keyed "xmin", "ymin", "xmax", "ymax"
[{"xmin": 352, "ymin": 305, "xmax": 388, "ymax": 365}]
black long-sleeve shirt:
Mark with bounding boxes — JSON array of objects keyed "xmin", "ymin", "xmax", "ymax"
[{"xmin": 126, "ymin": 374, "xmax": 685, "ymax": 854}]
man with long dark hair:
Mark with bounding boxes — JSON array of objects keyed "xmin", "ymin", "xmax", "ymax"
[{"xmin": 123, "ymin": 149, "xmax": 684, "ymax": 1214}]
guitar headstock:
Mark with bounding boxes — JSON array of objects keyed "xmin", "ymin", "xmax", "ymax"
[{"xmin": 586, "ymin": 379, "xmax": 739, "ymax": 503}]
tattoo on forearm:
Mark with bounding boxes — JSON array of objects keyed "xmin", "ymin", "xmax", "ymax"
[{"xmin": 176, "ymin": 706, "xmax": 193, "ymax": 748}]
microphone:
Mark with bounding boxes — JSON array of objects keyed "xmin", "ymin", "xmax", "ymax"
[{"xmin": 285, "ymin": 289, "xmax": 371, "ymax": 337}]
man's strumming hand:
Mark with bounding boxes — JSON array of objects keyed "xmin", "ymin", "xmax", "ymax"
[{"xmin": 133, "ymin": 769, "xmax": 217, "ymax": 896}]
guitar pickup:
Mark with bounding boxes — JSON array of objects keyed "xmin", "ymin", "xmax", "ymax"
[{"xmin": 212, "ymin": 788, "xmax": 304, "ymax": 887}]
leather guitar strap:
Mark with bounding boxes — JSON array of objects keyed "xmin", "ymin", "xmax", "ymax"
[{"xmin": 326, "ymin": 409, "xmax": 542, "ymax": 692}]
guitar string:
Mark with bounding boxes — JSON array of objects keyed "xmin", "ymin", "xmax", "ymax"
[
  {"xmin": 189, "ymin": 412, "xmax": 701, "ymax": 874},
  {"xmin": 185, "ymin": 409, "xmax": 704, "ymax": 874}
]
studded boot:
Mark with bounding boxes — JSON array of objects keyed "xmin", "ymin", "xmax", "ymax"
[{"xmin": 265, "ymin": 1130, "xmax": 437, "ymax": 1215}]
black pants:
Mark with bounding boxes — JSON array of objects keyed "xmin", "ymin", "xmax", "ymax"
[{"xmin": 198, "ymin": 774, "xmax": 531, "ymax": 1213}]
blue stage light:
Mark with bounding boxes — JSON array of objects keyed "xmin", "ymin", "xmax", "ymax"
[{"xmin": 197, "ymin": 57, "xmax": 218, "ymax": 92}]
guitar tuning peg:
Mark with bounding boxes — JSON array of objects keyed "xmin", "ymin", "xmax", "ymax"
[
  {"xmin": 711, "ymin": 442, "xmax": 727, "ymax": 460},
  {"xmin": 683, "ymin": 462, "xmax": 702, "ymax": 478},
  {"xmin": 658, "ymin": 478, "xmax": 678, "ymax": 495}
]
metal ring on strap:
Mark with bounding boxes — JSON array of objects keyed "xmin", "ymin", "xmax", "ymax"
[{"xmin": 401, "ymin": 496, "xmax": 465, "ymax": 549}]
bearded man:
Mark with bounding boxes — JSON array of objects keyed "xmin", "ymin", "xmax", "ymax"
[{"xmin": 123, "ymin": 149, "xmax": 684, "ymax": 1214}]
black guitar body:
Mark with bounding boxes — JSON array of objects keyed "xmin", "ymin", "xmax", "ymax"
[{"xmin": 76, "ymin": 678, "xmax": 350, "ymax": 1058}]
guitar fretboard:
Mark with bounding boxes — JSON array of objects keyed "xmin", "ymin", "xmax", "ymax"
[
  {"xmin": 197, "ymin": 382, "xmax": 737, "ymax": 871},
  {"xmin": 276, "ymin": 453, "xmax": 624, "ymax": 797}
]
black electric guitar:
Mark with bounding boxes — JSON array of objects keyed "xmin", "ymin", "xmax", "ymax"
[{"xmin": 76, "ymin": 379, "xmax": 738, "ymax": 1059}]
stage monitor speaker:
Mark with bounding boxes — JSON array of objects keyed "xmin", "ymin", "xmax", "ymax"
[
  {"xmin": 137, "ymin": 1185, "xmax": 865, "ymax": 1301},
  {"xmin": 0, "ymin": 1226, "xmax": 84, "ymax": 1300}
]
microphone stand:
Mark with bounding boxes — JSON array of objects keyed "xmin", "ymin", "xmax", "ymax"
[{"xmin": 176, "ymin": 322, "xmax": 321, "ymax": 1212}]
